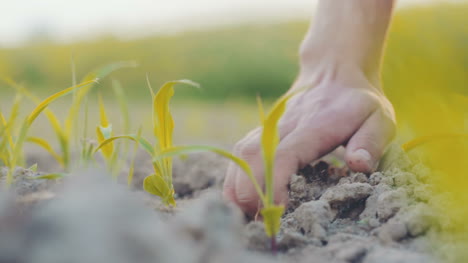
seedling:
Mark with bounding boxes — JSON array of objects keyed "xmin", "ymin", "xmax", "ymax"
[
  {"xmin": 1, "ymin": 79, "xmax": 97, "ymax": 186},
  {"xmin": 94, "ymin": 79, "xmax": 199, "ymax": 206},
  {"xmin": 1, "ymin": 62, "xmax": 136, "ymax": 171}
]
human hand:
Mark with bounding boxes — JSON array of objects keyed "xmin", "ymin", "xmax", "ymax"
[{"xmin": 223, "ymin": 60, "xmax": 396, "ymax": 216}]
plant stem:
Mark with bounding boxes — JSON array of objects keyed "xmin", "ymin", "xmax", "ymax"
[{"xmin": 271, "ymin": 236, "xmax": 278, "ymax": 255}]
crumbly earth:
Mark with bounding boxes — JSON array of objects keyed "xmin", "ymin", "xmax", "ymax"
[{"xmin": 0, "ymin": 146, "xmax": 454, "ymax": 263}]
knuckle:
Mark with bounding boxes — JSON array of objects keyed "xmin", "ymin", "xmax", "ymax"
[
  {"xmin": 236, "ymin": 190, "xmax": 260, "ymax": 208},
  {"xmin": 236, "ymin": 141, "xmax": 260, "ymax": 160}
]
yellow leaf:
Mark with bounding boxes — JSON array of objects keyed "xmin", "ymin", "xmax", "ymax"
[
  {"xmin": 96, "ymin": 94, "xmax": 114, "ymax": 159},
  {"xmin": 261, "ymin": 92, "xmax": 296, "ymax": 204},
  {"xmin": 1, "ymin": 95, "xmax": 22, "ymax": 149},
  {"xmin": 26, "ymin": 137, "xmax": 64, "ymax": 165},
  {"xmin": 0, "ymin": 77, "xmax": 67, "ymax": 165},
  {"xmin": 402, "ymin": 133, "xmax": 468, "ymax": 152},
  {"xmin": 28, "ymin": 79, "xmax": 97, "ymax": 126},
  {"xmin": 66, "ymin": 61, "xmax": 137, "ymax": 135},
  {"xmin": 260, "ymin": 205, "xmax": 285, "ymax": 237},
  {"xmin": 150, "ymin": 79, "xmax": 199, "ymax": 186},
  {"xmin": 98, "ymin": 94, "xmax": 110, "ymax": 127},
  {"xmin": 143, "ymin": 175, "xmax": 176, "ymax": 206},
  {"xmin": 96, "ymin": 127, "xmax": 114, "ymax": 159}
]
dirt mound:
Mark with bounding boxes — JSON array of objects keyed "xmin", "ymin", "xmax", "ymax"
[{"xmin": 0, "ymin": 151, "xmax": 445, "ymax": 263}]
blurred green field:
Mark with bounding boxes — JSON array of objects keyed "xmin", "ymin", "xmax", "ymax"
[
  {"xmin": 0, "ymin": 3, "xmax": 467, "ymax": 145},
  {"xmin": 0, "ymin": 3, "xmax": 465, "ymax": 102},
  {"xmin": 0, "ymin": 22, "xmax": 305, "ymax": 101}
]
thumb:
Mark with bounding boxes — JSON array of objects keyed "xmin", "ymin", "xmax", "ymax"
[{"xmin": 345, "ymin": 109, "xmax": 396, "ymax": 172}]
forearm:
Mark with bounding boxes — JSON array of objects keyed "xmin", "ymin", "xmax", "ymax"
[{"xmin": 299, "ymin": 0, "xmax": 395, "ymax": 81}]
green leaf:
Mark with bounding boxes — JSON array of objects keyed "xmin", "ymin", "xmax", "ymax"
[{"xmin": 260, "ymin": 205, "xmax": 285, "ymax": 237}]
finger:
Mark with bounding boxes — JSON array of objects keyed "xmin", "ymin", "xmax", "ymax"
[
  {"xmin": 271, "ymin": 150, "xmax": 300, "ymax": 207},
  {"xmin": 222, "ymin": 162, "xmax": 239, "ymax": 204},
  {"xmin": 271, "ymin": 123, "xmax": 348, "ymax": 208},
  {"xmin": 232, "ymin": 122, "xmax": 297, "ymax": 216},
  {"xmin": 345, "ymin": 109, "xmax": 396, "ymax": 173},
  {"xmin": 223, "ymin": 128, "xmax": 262, "ymax": 207},
  {"xmin": 233, "ymin": 132, "xmax": 264, "ymax": 216}
]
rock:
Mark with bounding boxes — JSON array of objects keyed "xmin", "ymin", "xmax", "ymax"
[
  {"xmin": 278, "ymin": 231, "xmax": 310, "ymax": 251},
  {"xmin": 360, "ymin": 183, "xmax": 392, "ymax": 223},
  {"xmin": 378, "ymin": 221, "xmax": 408, "ymax": 242},
  {"xmin": 368, "ymin": 172, "xmax": 384, "ymax": 186},
  {"xmin": 404, "ymin": 204, "xmax": 433, "ymax": 237},
  {"xmin": 285, "ymin": 200, "xmax": 332, "ymax": 240},
  {"xmin": 288, "ymin": 174, "xmax": 311, "ymax": 211},
  {"xmin": 390, "ymin": 171, "xmax": 417, "ymax": 187},
  {"xmin": 377, "ymin": 188, "xmax": 408, "ymax": 221},
  {"xmin": 320, "ymin": 183, "xmax": 373, "ymax": 218},
  {"xmin": 321, "ymin": 183, "xmax": 373, "ymax": 204},
  {"xmin": 351, "ymin": 173, "xmax": 368, "ymax": 183}
]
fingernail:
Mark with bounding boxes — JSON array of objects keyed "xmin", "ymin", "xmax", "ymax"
[{"xmin": 355, "ymin": 149, "xmax": 372, "ymax": 166}]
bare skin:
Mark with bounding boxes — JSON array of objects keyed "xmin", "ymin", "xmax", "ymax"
[{"xmin": 223, "ymin": 0, "xmax": 397, "ymax": 216}]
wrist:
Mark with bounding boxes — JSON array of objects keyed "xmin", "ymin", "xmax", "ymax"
[{"xmin": 299, "ymin": 0, "xmax": 394, "ymax": 81}]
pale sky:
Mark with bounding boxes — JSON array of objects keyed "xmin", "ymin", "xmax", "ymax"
[{"xmin": 0, "ymin": 0, "xmax": 456, "ymax": 47}]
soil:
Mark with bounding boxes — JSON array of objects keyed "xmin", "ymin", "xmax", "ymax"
[{"xmin": 0, "ymin": 146, "xmax": 452, "ymax": 263}]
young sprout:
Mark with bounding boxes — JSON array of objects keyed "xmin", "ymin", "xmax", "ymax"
[
  {"xmin": 0, "ymin": 96, "xmax": 22, "ymax": 167},
  {"xmin": 0, "ymin": 62, "xmax": 136, "ymax": 171},
  {"xmin": 96, "ymin": 94, "xmax": 115, "ymax": 168},
  {"xmin": 152, "ymin": 91, "xmax": 297, "ymax": 250},
  {"xmin": 3, "ymin": 79, "xmax": 97, "ymax": 187},
  {"xmin": 94, "ymin": 79, "xmax": 199, "ymax": 206}
]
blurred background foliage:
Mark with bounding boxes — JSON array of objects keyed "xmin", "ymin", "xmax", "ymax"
[
  {"xmin": 0, "ymin": 3, "xmax": 466, "ymax": 102},
  {"xmin": 0, "ymin": 2, "xmax": 466, "ymax": 147}
]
